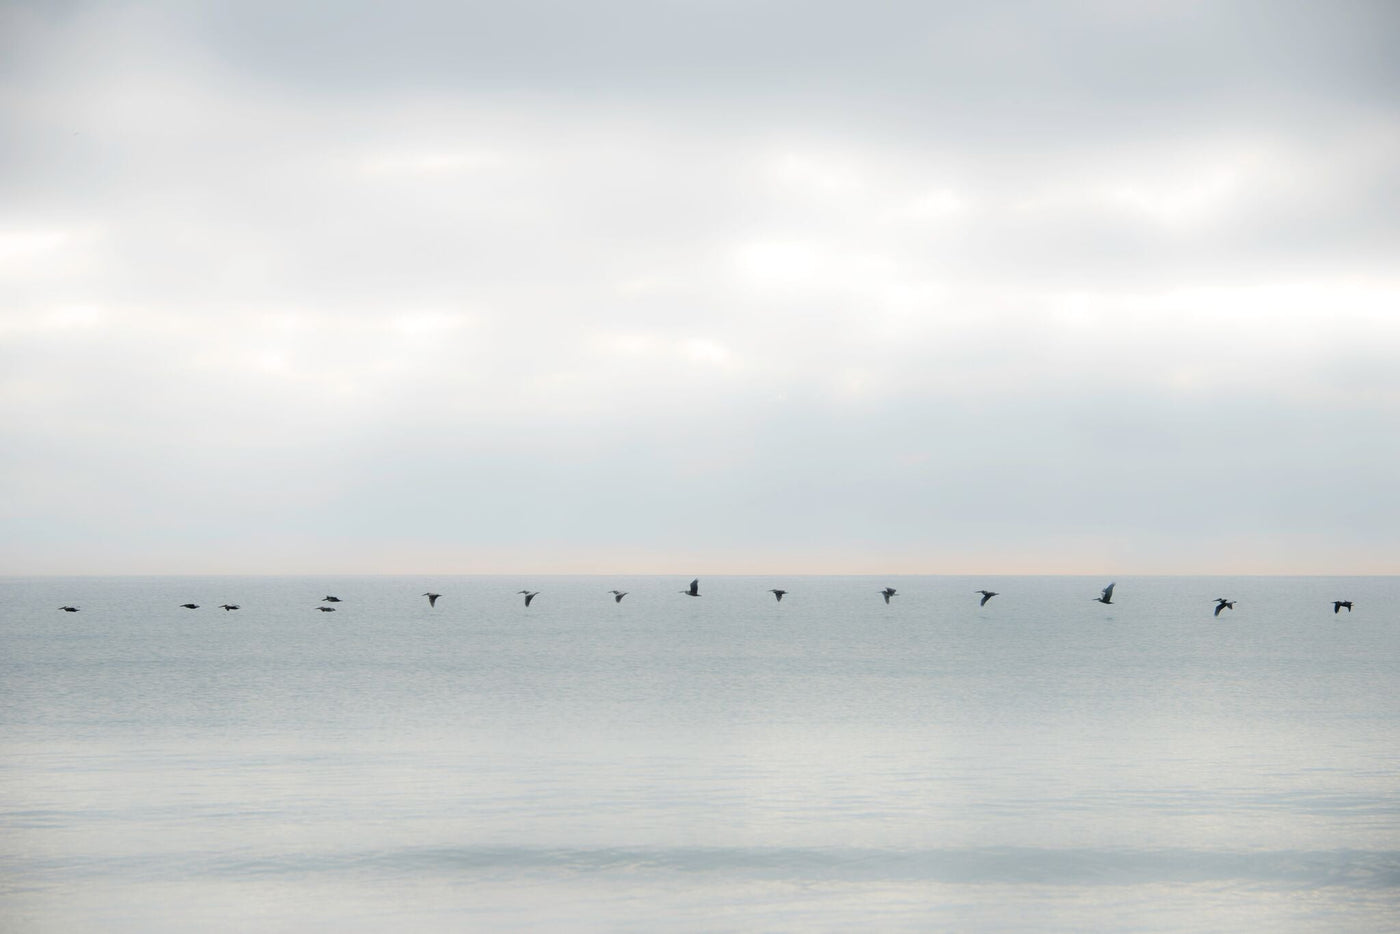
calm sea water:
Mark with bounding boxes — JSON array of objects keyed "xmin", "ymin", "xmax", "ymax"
[{"xmin": 2, "ymin": 575, "xmax": 1398, "ymax": 932}]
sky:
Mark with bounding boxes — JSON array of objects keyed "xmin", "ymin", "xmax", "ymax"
[{"xmin": 2, "ymin": 0, "xmax": 1398, "ymax": 575}]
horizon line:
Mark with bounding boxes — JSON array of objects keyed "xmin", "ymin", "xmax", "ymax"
[{"xmin": 4, "ymin": 570, "xmax": 1397, "ymax": 579}]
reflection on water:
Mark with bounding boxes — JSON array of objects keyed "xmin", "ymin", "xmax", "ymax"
[{"xmin": 2, "ymin": 575, "xmax": 1399, "ymax": 931}]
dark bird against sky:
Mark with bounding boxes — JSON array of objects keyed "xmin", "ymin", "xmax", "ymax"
[
  {"xmin": 681, "ymin": 579, "xmax": 700, "ymax": 597},
  {"xmin": 977, "ymin": 590, "xmax": 998, "ymax": 606},
  {"xmin": 1214, "ymin": 598, "xmax": 1236, "ymax": 617},
  {"xmin": 423, "ymin": 592, "xmax": 440, "ymax": 607},
  {"xmin": 770, "ymin": 589, "xmax": 787, "ymax": 602},
  {"xmin": 881, "ymin": 588, "xmax": 897, "ymax": 604},
  {"xmin": 1096, "ymin": 583, "xmax": 1115, "ymax": 605}
]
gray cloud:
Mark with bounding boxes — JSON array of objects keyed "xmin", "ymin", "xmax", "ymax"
[{"xmin": 2, "ymin": 0, "xmax": 1398, "ymax": 573}]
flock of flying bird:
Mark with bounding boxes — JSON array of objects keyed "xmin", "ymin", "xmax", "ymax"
[{"xmin": 53, "ymin": 581, "xmax": 1360, "ymax": 615}]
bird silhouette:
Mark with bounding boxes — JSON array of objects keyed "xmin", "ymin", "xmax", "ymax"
[
  {"xmin": 976, "ymin": 590, "xmax": 998, "ymax": 606},
  {"xmin": 681, "ymin": 579, "xmax": 700, "ymax": 597},
  {"xmin": 322, "ymin": 595, "xmax": 341, "ymax": 602},
  {"xmin": 1333, "ymin": 600, "xmax": 1353, "ymax": 614},
  {"xmin": 58, "ymin": 605, "xmax": 78, "ymax": 612},
  {"xmin": 179, "ymin": 603, "xmax": 199, "ymax": 609},
  {"xmin": 1095, "ymin": 583, "xmax": 1115, "ymax": 605},
  {"xmin": 219, "ymin": 604, "xmax": 240, "ymax": 611},
  {"xmin": 423, "ymin": 592, "xmax": 440, "ymax": 607},
  {"xmin": 316, "ymin": 606, "xmax": 337, "ymax": 612},
  {"xmin": 881, "ymin": 587, "xmax": 897, "ymax": 604},
  {"xmin": 1214, "ymin": 598, "xmax": 1236, "ymax": 617},
  {"xmin": 519, "ymin": 591, "xmax": 539, "ymax": 607},
  {"xmin": 609, "ymin": 590, "xmax": 628, "ymax": 603},
  {"xmin": 769, "ymin": 589, "xmax": 787, "ymax": 602}
]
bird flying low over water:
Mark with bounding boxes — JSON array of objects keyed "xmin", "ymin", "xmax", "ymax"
[
  {"xmin": 976, "ymin": 590, "xmax": 998, "ymax": 606},
  {"xmin": 316, "ymin": 606, "xmax": 337, "ymax": 612},
  {"xmin": 609, "ymin": 590, "xmax": 628, "ymax": 603},
  {"xmin": 1333, "ymin": 600, "xmax": 1353, "ymax": 614},
  {"xmin": 681, "ymin": 579, "xmax": 700, "ymax": 597},
  {"xmin": 1214, "ymin": 598, "xmax": 1236, "ymax": 617},
  {"xmin": 322, "ymin": 595, "xmax": 341, "ymax": 602},
  {"xmin": 423, "ymin": 592, "xmax": 440, "ymax": 607},
  {"xmin": 881, "ymin": 588, "xmax": 897, "ymax": 604},
  {"xmin": 1096, "ymin": 583, "xmax": 1115, "ymax": 605},
  {"xmin": 219, "ymin": 604, "xmax": 240, "ymax": 611},
  {"xmin": 58, "ymin": 605, "xmax": 78, "ymax": 612},
  {"xmin": 519, "ymin": 591, "xmax": 539, "ymax": 607},
  {"xmin": 179, "ymin": 603, "xmax": 199, "ymax": 609},
  {"xmin": 769, "ymin": 589, "xmax": 787, "ymax": 602}
]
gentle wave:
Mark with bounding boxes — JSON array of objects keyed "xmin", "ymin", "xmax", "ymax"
[{"xmin": 9, "ymin": 846, "xmax": 1400, "ymax": 889}]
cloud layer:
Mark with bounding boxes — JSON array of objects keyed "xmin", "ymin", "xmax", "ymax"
[{"xmin": 3, "ymin": 0, "xmax": 1398, "ymax": 573}]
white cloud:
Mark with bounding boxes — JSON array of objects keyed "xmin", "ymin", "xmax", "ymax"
[{"xmin": 1, "ymin": 0, "xmax": 1397, "ymax": 572}]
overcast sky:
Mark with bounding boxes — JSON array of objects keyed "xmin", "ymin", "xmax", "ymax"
[{"xmin": 3, "ymin": 0, "xmax": 1398, "ymax": 575}]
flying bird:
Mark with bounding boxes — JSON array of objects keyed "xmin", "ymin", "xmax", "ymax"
[
  {"xmin": 769, "ymin": 589, "xmax": 787, "ymax": 602},
  {"xmin": 322, "ymin": 595, "xmax": 341, "ymax": 602},
  {"xmin": 1214, "ymin": 598, "xmax": 1236, "ymax": 617},
  {"xmin": 58, "ymin": 605, "xmax": 78, "ymax": 612},
  {"xmin": 219, "ymin": 604, "xmax": 240, "ymax": 611},
  {"xmin": 976, "ymin": 590, "xmax": 998, "ymax": 606},
  {"xmin": 881, "ymin": 588, "xmax": 897, "ymax": 604},
  {"xmin": 423, "ymin": 592, "xmax": 440, "ymax": 607},
  {"xmin": 1333, "ymin": 600, "xmax": 1353, "ymax": 614},
  {"xmin": 519, "ymin": 591, "xmax": 539, "ymax": 607},
  {"xmin": 681, "ymin": 579, "xmax": 700, "ymax": 597},
  {"xmin": 1095, "ymin": 583, "xmax": 1115, "ymax": 605},
  {"xmin": 179, "ymin": 603, "xmax": 199, "ymax": 609},
  {"xmin": 609, "ymin": 590, "xmax": 628, "ymax": 603},
  {"xmin": 316, "ymin": 606, "xmax": 337, "ymax": 612}
]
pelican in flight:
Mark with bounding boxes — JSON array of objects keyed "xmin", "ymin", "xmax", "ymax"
[
  {"xmin": 1214, "ymin": 598, "xmax": 1236, "ymax": 617},
  {"xmin": 322, "ymin": 595, "xmax": 341, "ymax": 602},
  {"xmin": 881, "ymin": 587, "xmax": 897, "ymax": 604},
  {"xmin": 1095, "ymin": 583, "xmax": 1115, "ymax": 605},
  {"xmin": 423, "ymin": 592, "xmax": 440, "ymax": 607},
  {"xmin": 58, "ymin": 605, "xmax": 79, "ymax": 612},
  {"xmin": 519, "ymin": 590, "xmax": 539, "ymax": 607},
  {"xmin": 681, "ymin": 579, "xmax": 700, "ymax": 597},
  {"xmin": 976, "ymin": 590, "xmax": 998, "ymax": 606},
  {"xmin": 609, "ymin": 590, "xmax": 628, "ymax": 603},
  {"xmin": 219, "ymin": 604, "xmax": 240, "ymax": 611},
  {"xmin": 1333, "ymin": 600, "xmax": 1353, "ymax": 614},
  {"xmin": 316, "ymin": 606, "xmax": 337, "ymax": 612},
  {"xmin": 769, "ymin": 589, "xmax": 787, "ymax": 602},
  {"xmin": 179, "ymin": 603, "xmax": 199, "ymax": 609}
]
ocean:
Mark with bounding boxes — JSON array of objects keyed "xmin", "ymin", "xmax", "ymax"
[{"xmin": 2, "ymin": 575, "xmax": 1398, "ymax": 931}]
